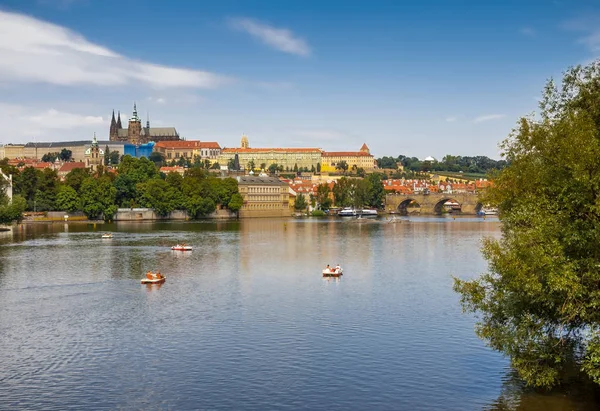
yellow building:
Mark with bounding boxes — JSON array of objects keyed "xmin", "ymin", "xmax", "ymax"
[
  {"xmin": 0, "ymin": 144, "xmax": 25, "ymax": 160},
  {"xmin": 218, "ymin": 135, "xmax": 322, "ymax": 171},
  {"xmin": 320, "ymin": 143, "xmax": 376, "ymax": 173},
  {"xmin": 236, "ymin": 174, "xmax": 290, "ymax": 218}
]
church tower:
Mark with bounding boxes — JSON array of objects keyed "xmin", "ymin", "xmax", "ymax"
[
  {"xmin": 109, "ymin": 110, "xmax": 118, "ymax": 141},
  {"xmin": 86, "ymin": 133, "xmax": 103, "ymax": 171},
  {"xmin": 241, "ymin": 134, "xmax": 249, "ymax": 149},
  {"xmin": 128, "ymin": 103, "xmax": 143, "ymax": 145}
]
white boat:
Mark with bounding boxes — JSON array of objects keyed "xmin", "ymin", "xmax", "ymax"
[
  {"xmin": 338, "ymin": 207, "xmax": 378, "ymax": 217},
  {"xmin": 322, "ymin": 267, "xmax": 343, "ymax": 277},
  {"xmin": 171, "ymin": 244, "xmax": 192, "ymax": 251},
  {"xmin": 101, "ymin": 233, "xmax": 113, "ymax": 239},
  {"xmin": 478, "ymin": 207, "xmax": 498, "ymax": 216}
]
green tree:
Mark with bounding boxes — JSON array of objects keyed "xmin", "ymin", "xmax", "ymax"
[
  {"xmin": 365, "ymin": 173, "xmax": 385, "ymax": 208},
  {"xmin": 228, "ymin": 193, "xmax": 243, "ymax": 213},
  {"xmin": 316, "ymin": 163, "xmax": 321, "ymax": 173},
  {"xmin": 0, "ymin": 195, "xmax": 26, "ymax": 224},
  {"xmin": 55, "ymin": 185, "xmax": 80, "ymax": 212},
  {"xmin": 336, "ymin": 161, "xmax": 349, "ymax": 173},
  {"xmin": 13, "ymin": 166, "xmax": 38, "ymax": 209},
  {"xmin": 148, "ymin": 151, "xmax": 164, "ymax": 166},
  {"xmin": 332, "ymin": 177, "xmax": 352, "ymax": 207},
  {"xmin": 247, "ymin": 159, "xmax": 255, "ymax": 171},
  {"xmin": 137, "ymin": 178, "xmax": 178, "ymax": 216},
  {"xmin": 294, "ymin": 193, "xmax": 307, "ymax": 211},
  {"xmin": 114, "ymin": 174, "xmax": 138, "ymax": 207},
  {"xmin": 64, "ymin": 167, "xmax": 91, "ymax": 193},
  {"xmin": 454, "ymin": 61, "xmax": 600, "ymax": 389},
  {"xmin": 59, "ymin": 148, "xmax": 72, "ymax": 161},
  {"xmin": 260, "ymin": 162, "xmax": 266, "ymax": 171},
  {"xmin": 316, "ymin": 183, "xmax": 332, "ymax": 210},
  {"xmin": 268, "ymin": 163, "xmax": 279, "ymax": 174},
  {"xmin": 42, "ymin": 152, "xmax": 58, "ymax": 162},
  {"xmin": 118, "ymin": 155, "xmax": 159, "ymax": 183},
  {"xmin": 211, "ymin": 162, "xmax": 221, "ymax": 170},
  {"xmin": 108, "ymin": 151, "xmax": 120, "ymax": 165},
  {"xmin": 79, "ymin": 177, "xmax": 117, "ymax": 220}
]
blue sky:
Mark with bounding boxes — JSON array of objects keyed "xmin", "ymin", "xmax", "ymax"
[{"xmin": 0, "ymin": 0, "xmax": 598, "ymax": 159}]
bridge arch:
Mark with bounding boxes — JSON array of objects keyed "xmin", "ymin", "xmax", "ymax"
[
  {"xmin": 433, "ymin": 198, "xmax": 462, "ymax": 215},
  {"xmin": 397, "ymin": 198, "xmax": 421, "ymax": 215}
]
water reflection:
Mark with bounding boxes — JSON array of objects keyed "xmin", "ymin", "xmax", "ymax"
[
  {"xmin": 0, "ymin": 217, "xmax": 597, "ymax": 410},
  {"xmin": 485, "ymin": 369, "xmax": 600, "ymax": 410}
]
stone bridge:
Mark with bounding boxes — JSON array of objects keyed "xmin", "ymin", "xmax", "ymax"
[{"xmin": 385, "ymin": 192, "xmax": 482, "ymax": 215}]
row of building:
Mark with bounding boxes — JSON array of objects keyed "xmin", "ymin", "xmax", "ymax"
[{"xmin": 0, "ymin": 104, "xmax": 377, "ymax": 173}]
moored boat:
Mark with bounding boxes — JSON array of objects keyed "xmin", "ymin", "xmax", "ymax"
[
  {"xmin": 101, "ymin": 233, "xmax": 113, "ymax": 239},
  {"xmin": 171, "ymin": 244, "xmax": 192, "ymax": 251},
  {"xmin": 338, "ymin": 207, "xmax": 378, "ymax": 217}
]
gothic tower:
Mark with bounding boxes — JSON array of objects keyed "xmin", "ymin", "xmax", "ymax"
[
  {"xmin": 128, "ymin": 103, "xmax": 143, "ymax": 145},
  {"xmin": 109, "ymin": 110, "xmax": 118, "ymax": 141}
]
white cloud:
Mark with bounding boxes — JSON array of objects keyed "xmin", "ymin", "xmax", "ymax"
[
  {"xmin": 473, "ymin": 114, "xmax": 506, "ymax": 123},
  {"xmin": 0, "ymin": 10, "xmax": 230, "ymax": 88},
  {"xmin": 26, "ymin": 108, "xmax": 103, "ymax": 129},
  {"xmin": 229, "ymin": 17, "xmax": 311, "ymax": 57},
  {"xmin": 0, "ymin": 103, "xmax": 105, "ymax": 142},
  {"xmin": 445, "ymin": 116, "xmax": 457, "ymax": 122}
]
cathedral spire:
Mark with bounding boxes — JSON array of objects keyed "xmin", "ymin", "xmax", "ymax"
[{"xmin": 116, "ymin": 111, "xmax": 122, "ymax": 129}]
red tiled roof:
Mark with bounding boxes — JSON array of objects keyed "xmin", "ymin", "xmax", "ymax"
[
  {"xmin": 322, "ymin": 151, "xmax": 372, "ymax": 157},
  {"xmin": 58, "ymin": 162, "xmax": 86, "ymax": 173},
  {"xmin": 155, "ymin": 141, "xmax": 221, "ymax": 149}
]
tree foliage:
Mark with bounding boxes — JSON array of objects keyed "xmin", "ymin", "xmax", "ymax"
[
  {"xmin": 56, "ymin": 185, "xmax": 80, "ymax": 212},
  {"xmin": 454, "ymin": 61, "xmax": 600, "ymax": 388},
  {"xmin": 0, "ymin": 195, "xmax": 26, "ymax": 224},
  {"xmin": 294, "ymin": 193, "xmax": 307, "ymax": 210}
]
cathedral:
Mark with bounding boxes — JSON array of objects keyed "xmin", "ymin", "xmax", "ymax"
[{"xmin": 109, "ymin": 103, "xmax": 180, "ymax": 145}]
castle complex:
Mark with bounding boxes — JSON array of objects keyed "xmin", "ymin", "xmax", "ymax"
[
  {"xmin": 109, "ymin": 103, "xmax": 180, "ymax": 145},
  {"xmin": 0, "ymin": 105, "xmax": 376, "ymax": 175},
  {"xmin": 216, "ymin": 135, "xmax": 375, "ymax": 172}
]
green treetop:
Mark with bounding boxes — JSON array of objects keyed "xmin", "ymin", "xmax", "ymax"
[{"xmin": 454, "ymin": 60, "xmax": 600, "ymax": 388}]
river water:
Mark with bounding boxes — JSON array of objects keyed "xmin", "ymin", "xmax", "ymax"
[{"xmin": 0, "ymin": 217, "xmax": 597, "ymax": 410}]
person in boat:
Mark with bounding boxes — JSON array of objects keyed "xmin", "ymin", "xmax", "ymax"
[
  {"xmin": 335, "ymin": 264, "xmax": 341, "ymax": 273},
  {"xmin": 146, "ymin": 271, "xmax": 154, "ymax": 280},
  {"xmin": 155, "ymin": 271, "xmax": 162, "ymax": 279},
  {"xmin": 326, "ymin": 264, "xmax": 332, "ymax": 272}
]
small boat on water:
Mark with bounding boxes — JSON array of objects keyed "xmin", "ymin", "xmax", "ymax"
[
  {"xmin": 477, "ymin": 207, "xmax": 498, "ymax": 216},
  {"xmin": 322, "ymin": 267, "xmax": 343, "ymax": 277},
  {"xmin": 338, "ymin": 207, "xmax": 378, "ymax": 217},
  {"xmin": 171, "ymin": 244, "xmax": 192, "ymax": 251},
  {"xmin": 101, "ymin": 233, "xmax": 113, "ymax": 239},
  {"xmin": 141, "ymin": 272, "xmax": 166, "ymax": 284}
]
